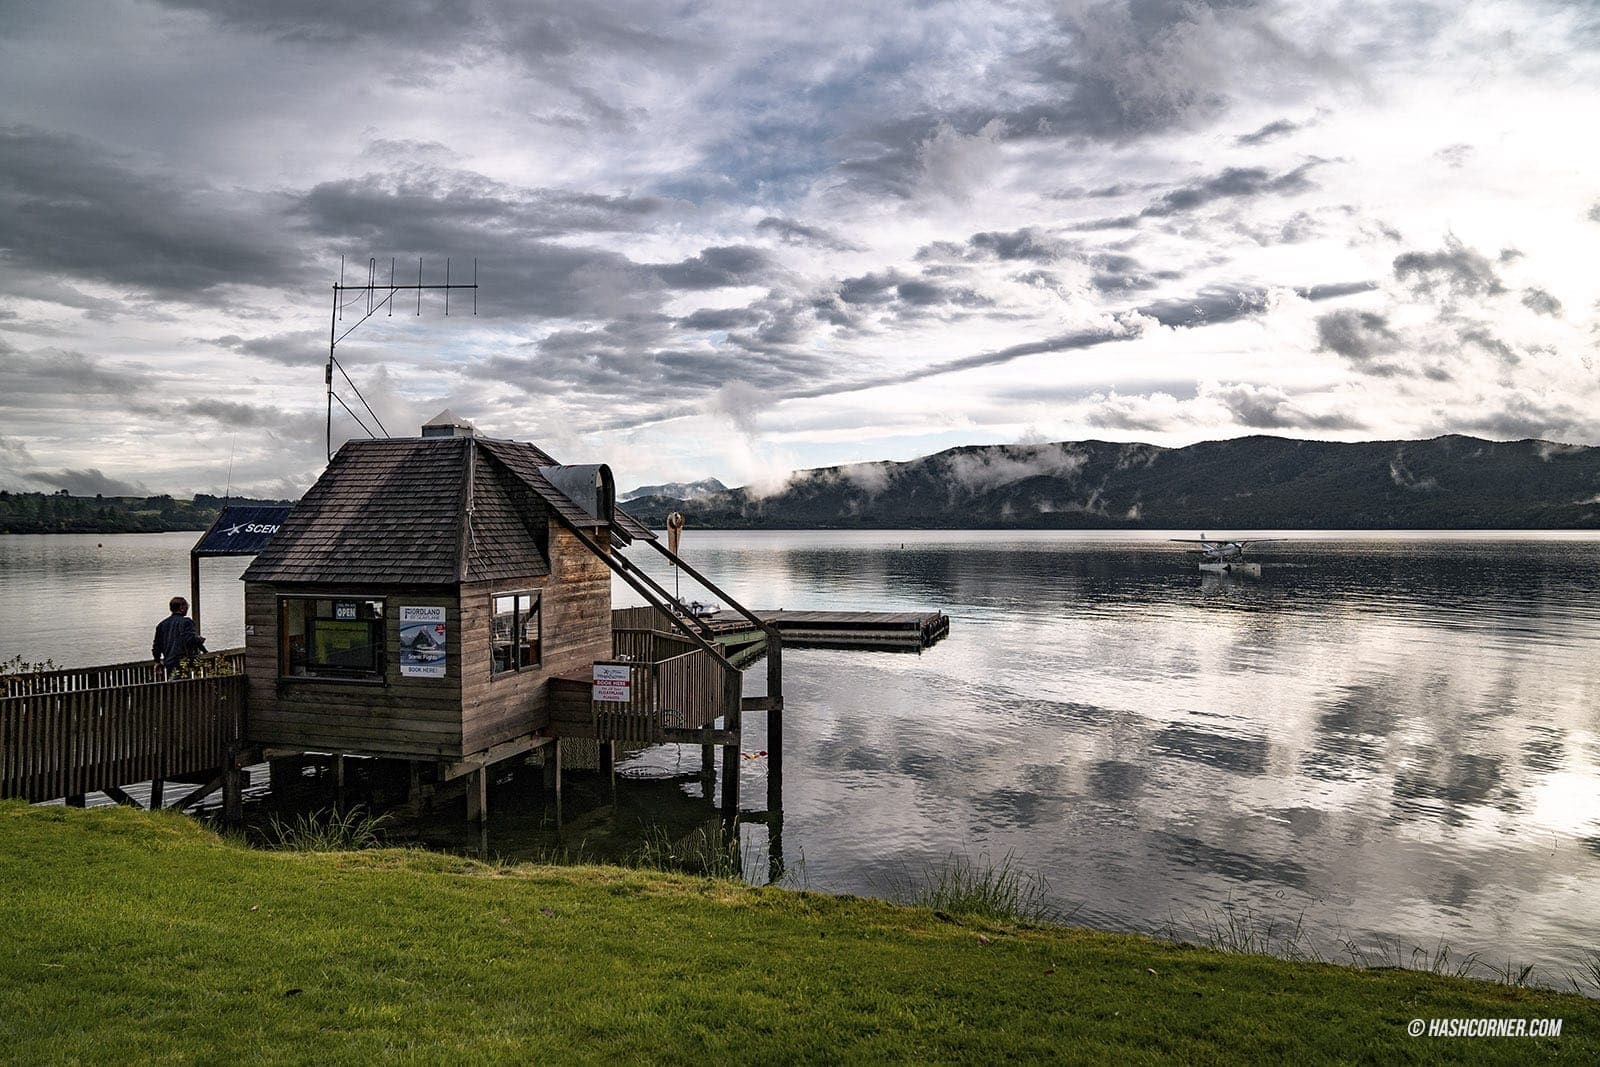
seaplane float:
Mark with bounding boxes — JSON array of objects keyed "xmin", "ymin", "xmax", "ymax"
[{"xmin": 1169, "ymin": 535, "xmax": 1286, "ymax": 577}]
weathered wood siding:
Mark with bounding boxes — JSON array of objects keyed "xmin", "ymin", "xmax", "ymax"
[
  {"xmin": 461, "ymin": 521, "xmax": 613, "ymax": 754},
  {"xmin": 244, "ymin": 583, "xmax": 464, "ymax": 759}
]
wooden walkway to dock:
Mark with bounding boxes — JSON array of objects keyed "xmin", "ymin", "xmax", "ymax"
[
  {"xmin": 614, "ymin": 606, "xmax": 950, "ymax": 652},
  {"xmin": 739, "ymin": 610, "xmax": 949, "ymax": 651}
]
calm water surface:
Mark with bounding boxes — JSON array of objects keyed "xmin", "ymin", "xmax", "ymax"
[{"xmin": 4, "ymin": 530, "xmax": 1599, "ymax": 976}]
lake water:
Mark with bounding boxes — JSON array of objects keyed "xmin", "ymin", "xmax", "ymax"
[{"xmin": 4, "ymin": 530, "xmax": 1599, "ymax": 981}]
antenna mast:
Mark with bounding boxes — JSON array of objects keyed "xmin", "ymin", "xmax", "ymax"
[{"xmin": 325, "ymin": 255, "xmax": 479, "ymax": 461}]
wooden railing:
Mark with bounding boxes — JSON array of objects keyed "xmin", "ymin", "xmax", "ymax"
[
  {"xmin": 1, "ymin": 648, "xmax": 247, "ymax": 698},
  {"xmin": 612, "ymin": 605, "xmax": 675, "ymax": 632},
  {"xmin": 592, "ymin": 628, "xmax": 740, "ymax": 743},
  {"xmin": 0, "ymin": 672, "xmax": 245, "ymax": 803}
]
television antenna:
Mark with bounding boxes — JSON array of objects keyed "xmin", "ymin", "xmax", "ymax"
[{"xmin": 325, "ymin": 255, "xmax": 479, "ymax": 460}]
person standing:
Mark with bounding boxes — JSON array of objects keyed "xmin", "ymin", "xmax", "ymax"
[{"xmin": 152, "ymin": 596, "xmax": 203, "ymax": 674}]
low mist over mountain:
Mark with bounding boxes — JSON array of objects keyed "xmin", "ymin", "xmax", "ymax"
[
  {"xmin": 624, "ymin": 436, "xmax": 1600, "ymax": 530},
  {"xmin": 620, "ymin": 478, "xmax": 727, "ymax": 503}
]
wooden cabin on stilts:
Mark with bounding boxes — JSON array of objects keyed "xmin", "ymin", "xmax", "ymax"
[{"xmin": 238, "ymin": 410, "xmax": 782, "ymax": 824}]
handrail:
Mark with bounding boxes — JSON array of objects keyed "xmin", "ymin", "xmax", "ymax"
[{"xmin": 1, "ymin": 648, "xmax": 247, "ymax": 698}]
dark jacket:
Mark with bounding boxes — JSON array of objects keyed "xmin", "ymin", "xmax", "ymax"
[{"xmin": 153, "ymin": 613, "xmax": 201, "ymax": 669}]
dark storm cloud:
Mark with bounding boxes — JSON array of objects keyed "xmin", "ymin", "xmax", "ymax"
[
  {"xmin": 5, "ymin": 346, "xmax": 150, "ymax": 398},
  {"xmin": 967, "ymin": 228, "xmax": 1070, "ymax": 263},
  {"xmin": 677, "ymin": 307, "xmax": 765, "ymax": 331},
  {"xmin": 1297, "ymin": 280, "xmax": 1378, "ymax": 301},
  {"xmin": 294, "ymin": 170, "xmax": 673, "ymax": 242},
  {"xmin": 1211, "ymin": 382, "xmax": 1362, "ymax": 431},
  {"xmin": 1235, "ymin": 118, "xmax": 1300, "ymax": 146},
  {"xmin": 1459, "ymin": 326, "xmax": 1519, "ymax": 366},
  {"xmin": 1135, "ymin": 286, "xmax": 1268, "ymax": 327},
  {"xmin": 0, "ymin": 126, "xmax": 298, "ymax": 299},
  {"xmin": 754, "ymin": 216, "xmax": 861, "ymax": 251},
  {"xmin": 1316, "ymin": 308, "xmax": 1398, "ymax": 361},
  {"xmin": 652, "ymin": 245, "xmax": 776, "ymax": 290},
  {"xmin": 157, "ymin": 0, "xmax": 690, "ymax": 70},
  {"xmin": 1140, "ymin": 162, "xmax": 1321, "ymax": 217},
  {"xmin": 208, "ymin": 330, "xmax": 328, "ymax": 367},
  {"xmin": 1393, "ymin": 236, "xmax": 1505, "ymax": 298},
  {"xmin": 1453, "ymin": 394, "xmax": 1595, "ymax": 443},
  {"xmin": 1520, "ymin": 288, "xmax": 1562, "ymax": 316},
  {"xmin": 289, "ymin": 172, "xmax": 675, "ymax": 320},
  {"xmin": 832, "ymin": 0, "xmax": 1351, "ymax": 199},
  {"xmin": 179, "ymin": 398, "xmax": 323, "ymax": 439}
]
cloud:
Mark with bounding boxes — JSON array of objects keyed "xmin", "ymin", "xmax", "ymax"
[
  {"xmin": 1235, "ymin": 118, "xmax": 1300, "ymax": 146},
  {"xmin": 26, "ymin": 468, "xmax": 152, "ymax": 496},
  {"xmin": 1520, "ymin": 288, "xmax": 1562, "ymax": 316},
  {"xmin": 1316, "ymin": 308, "xmax": 1399, "ymax": 362},
  {"xmin": 0, "ymin": 125, "xmax": 299, "ymax": 299},
  {"xmin": 755, "ymin": 216, "xmax": 860, "ymax": 251},
  {"xmin": 652, "ymin": 245, "xmax": 777, "ymax": 290},
  {"xmin": 1135, "ymin": 287, "xmax": 1268, "ymax": 328},
  {"xmin": 1207, "ymin": 382, "xmax": 1362, "ymax": 431},
  {"xmin": 1393, "ymin": 236, "xmax": 1505, "ymax": 298},
  {"xmin": 943, "ymin": 442, "xmax": 1086, "ymax": 492},
  {"xmin": 1140, "ymin": 162, "xmax": 1321, "ymax": 217}
]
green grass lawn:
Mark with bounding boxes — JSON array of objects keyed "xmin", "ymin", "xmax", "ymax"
[{"xmin": 0, "ymin": 802, "xmax": 1593, "ymax": 1064}]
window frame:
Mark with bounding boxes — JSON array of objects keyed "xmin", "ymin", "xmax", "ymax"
[
  {"xmin": 489, "ymin": 590, "xmax": 542, "ymax": 678},
  {"xmin": 277, "ymin": 595, "xmax": 387, "ymax": 684}
]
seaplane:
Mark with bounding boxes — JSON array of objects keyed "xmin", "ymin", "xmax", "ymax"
[{"xmin": 1169, "ymin": 534, "xmax": 1286, "ymax": 577}]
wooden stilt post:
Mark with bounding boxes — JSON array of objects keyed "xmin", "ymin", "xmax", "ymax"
[
  {"xmin": 150, "ymin": 778, "xmax": 165, "ymax": 810},
  {"xmin": 334, "ymin": 754, "xmax": 347, "ymax": 809},
  {"xmin": 553, "ymin": 739, "xmax": 564, "ymax": 828},
  {"xmin": 467, "ymin": 766, "xmax": 487, "ymax": 823},
  {"xmin": 408, "ymin": 760, "xmax": 425, "ymax": 813},
  {"xmin": 700, "ymin": 723, "xmax": 715, "ymax": 792},
  {"xmin": 766, "ymin": 636, "xmax": 784, "ymax": 883},
  {"xmin": 189, "ymin": 551, "xmax": 203, "ymax": 639},
  {"xmin": 222, "ymin": 751, "xmax": 243, "ymax": 826},
  {"xmin": 721, "ymin": 676, "xmax": 741, "ymax": 822}
]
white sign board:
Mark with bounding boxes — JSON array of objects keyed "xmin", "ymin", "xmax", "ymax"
[
  {"xmin": 399, "ymin": 605, "xmax": 448, "ymax": 678},
  {"xmin": 592, "ymin": 663, "xmax": 633, "ymax": 703}
]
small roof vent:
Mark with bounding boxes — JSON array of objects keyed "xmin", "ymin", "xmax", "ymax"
[{"xmin": 422, "ymin": 408, "xmax": 476, "ymax": 438}]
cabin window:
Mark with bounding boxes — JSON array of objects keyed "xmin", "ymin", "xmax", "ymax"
[
  {"xmin": 491, "ymin": 592, "xmax": 541, "ymax": 675},
  {"xmin": 279, "ymin": 597, "xmax": 385, "ymax": 680}
]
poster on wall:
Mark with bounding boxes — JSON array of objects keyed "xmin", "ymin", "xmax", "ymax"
[{"xmin": 399, "ymin": 605, "xmax": 448, "ymax": 678}]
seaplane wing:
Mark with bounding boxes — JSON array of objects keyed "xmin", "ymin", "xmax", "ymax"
[{"xmin": 1168, "ymin": 538, "xmax": 1289, "ymax": 546}]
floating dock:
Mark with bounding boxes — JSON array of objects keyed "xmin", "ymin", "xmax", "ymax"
[{"xmin": 731, "ymin": 610, "xmax": 949, "ymax": 652}]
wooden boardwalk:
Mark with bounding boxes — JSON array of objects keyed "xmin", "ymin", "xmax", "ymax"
[{"xmin": 665, "ymin": 609, "xmax": 946, "ymax": 651}]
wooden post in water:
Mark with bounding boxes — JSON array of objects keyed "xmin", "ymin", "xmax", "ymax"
[
  {"xmin": 766, "ymin": 635, "xmax": 784, "ymax": 883},
  {"xmin": 720, "ymin": 675, "xmax": 740, "ymax": 822},
  {"xmin": 467, "ymin": 766, "xmax": 487, "ymax": 823},
  {"xmin": 222, "ymin": 747, "xmax": 243, "ymax": 825},
  {"xmin": 334, "ymin": 754, "xmax": 347, "ymax": 809},
  {"xmin": 189, "ymin": 552, "xmax": 203, "ymax": 639},
  {"xmin": 700, "ymin": 723, "xmax": 715, "ymax": 794}
]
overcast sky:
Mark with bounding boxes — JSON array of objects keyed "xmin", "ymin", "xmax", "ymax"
[{"xmin": 2, "ymin": 0, "xmax": 1598, "ymax": 498}]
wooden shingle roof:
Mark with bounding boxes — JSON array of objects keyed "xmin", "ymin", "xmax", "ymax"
[{"xmin": 242, "ymin": 435, "xmax": 654, "ymax": 586}]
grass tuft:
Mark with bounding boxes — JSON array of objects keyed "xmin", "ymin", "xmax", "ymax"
[
  {"xmin": 631, "ymin": 821, "xmax": 748, "ymax": 880},
  {"xmin": 261, "ymin": 806, "xmax": 389, "ymax": 852},
  {"xmin": 887, "ymin": 851, "xmax": 1066, "ymax": 926}
]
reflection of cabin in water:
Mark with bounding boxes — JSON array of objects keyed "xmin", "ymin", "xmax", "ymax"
[{"xmin": 239, "ymin": 411, "xmax": 770, "ymax": 818}]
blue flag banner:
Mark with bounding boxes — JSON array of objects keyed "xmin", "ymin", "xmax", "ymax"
[{"xmin": 193, "ymin": 505, "xmax": 292, "ymax": 557}]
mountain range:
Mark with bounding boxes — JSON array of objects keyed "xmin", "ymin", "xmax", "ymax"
[{"xmin": 621, "ymin": 435, "xmax": 1600, "ymax": 530}]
